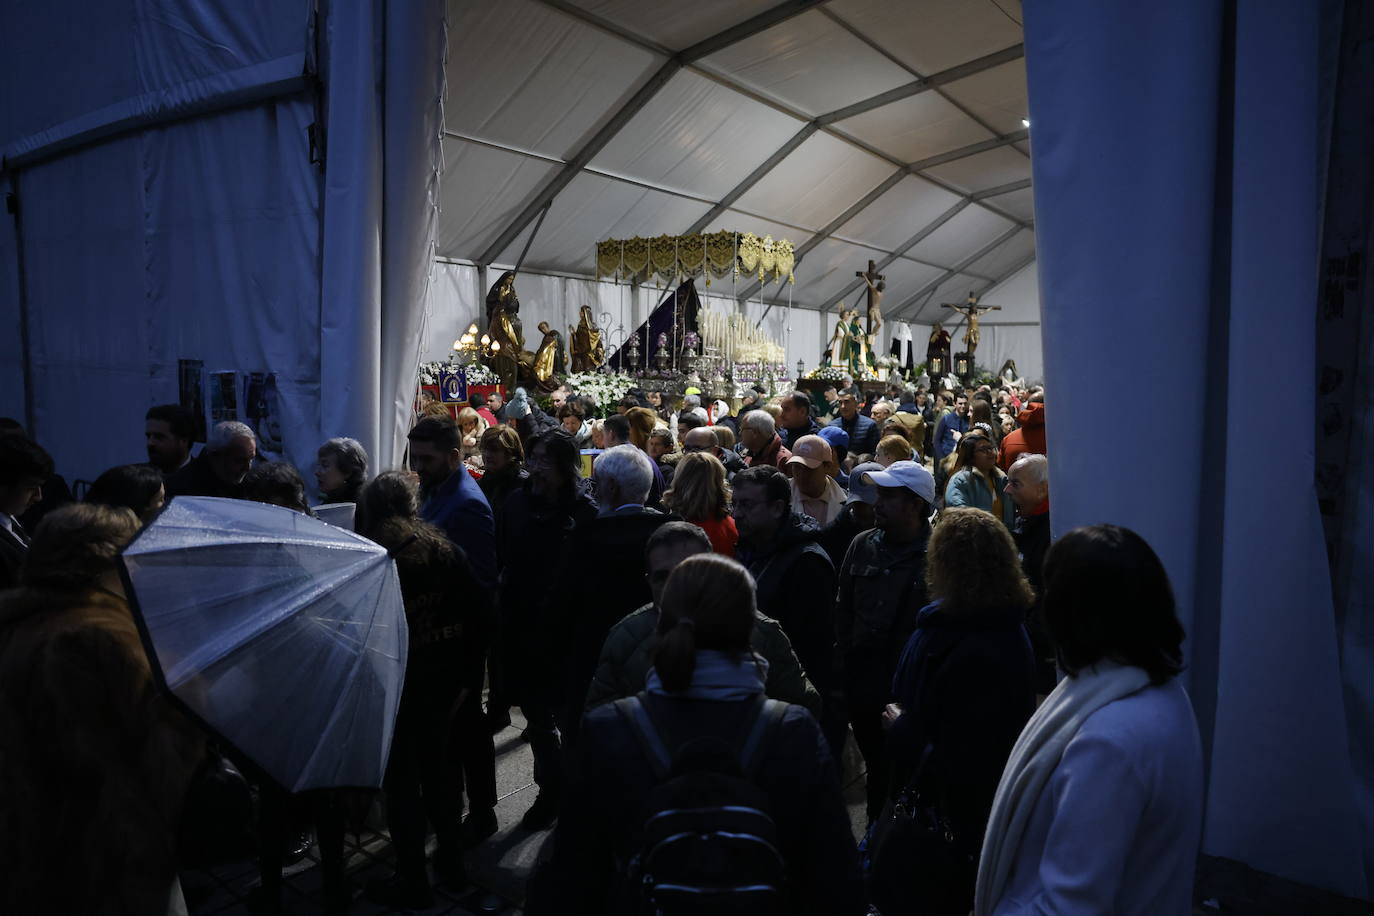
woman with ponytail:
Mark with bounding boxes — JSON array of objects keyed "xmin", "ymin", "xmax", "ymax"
[{"xmin": 528, "ymin": 554, "xmax": 865, "ymax": 915}]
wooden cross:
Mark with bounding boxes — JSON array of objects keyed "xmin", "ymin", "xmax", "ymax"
[{"xmin": 856, "ymin": 259, "xmax": 885, "ymax": 336}]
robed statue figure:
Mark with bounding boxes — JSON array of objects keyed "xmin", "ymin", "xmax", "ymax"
[
  {"xmin": 533, "ymin": 321, "xmax": 566, "ymax": 391},
  {"xmin": 927, "ymin": 322, "xmax": 952, "ymax": 380},
  {"xmin": 569, "ymin": 305, "xmax": 605, "ymax": 372},
  {"xmin": 485, "ymin": 271, "xmax": 535, "ymax": 388}
]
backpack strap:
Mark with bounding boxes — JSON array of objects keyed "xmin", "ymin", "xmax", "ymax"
[
  {"xmin": 613, "ymin": 696, "xmax": 672, "ymax": 780},
  {"xmin": 738, "ymin": 697, "xmax": 788, "ymax": 780}
]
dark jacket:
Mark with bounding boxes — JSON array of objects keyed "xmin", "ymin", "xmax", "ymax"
[
  {"xmin": 164, "ymin": 450, "xmax": 242, "ymax": 500},
  {"xmin": 376, "ymin": 518, "xmax": 490, "ymax": 696},
  {"xmin": 0, "ymin": 523, "xmax": 27, "ymax": 591},
  {"xmin": 933, "ymin": 411, "xmax": 969, "ymax": 461},
  {"xmin": 548, "ymin": 507, "xmax": 671, "ymax": 726},
  {"xmin": 737, "ymin": 513, "xmax": 837, "ymax": 692},
  {"xmin": 781, "ymin": 416, "xmax": 820, "ymax": 450},
  {"xmin": 477, "ymin": 465, "xmax": 528, "ymax": 529},
  {"xmin": 887, "ymin": 600, "xmax": 1035, "ymax": 853},
  {"xmin": 420, "ymin": 466, "xmax": 497, "ymax": 593},
  {"xmin": 720, "ymin": 448, "xmax": 747, "ymax": 482},
  {"xmin": 829, "ymin": 413, "xmax": 879, "ymax": 457},
  {"xmin": 496, "ymin": 480, "xmax": 598, "ymax": 702},
  {"xmin": 1012, "ymin": 506, "xmax": 1056, "ymax": 693},
  {"xmin": 585, "ymin": 603, "xmax": 823, "ymax": 716},
  {"xmin": 817, "ymin": 503, "xmax": 869, "ymax": 571},
  {"xmin": 835, "ymin": 527, "xmax": 929, "ymax": 700},
  {"xmin": 528, "ymin": 692, "xmax": 865, "ymax": 915}
]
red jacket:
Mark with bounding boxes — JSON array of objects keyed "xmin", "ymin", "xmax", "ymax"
[
  {"xmin": 745, "ymin": 434, "xmax": 792, "ymax": 470},
  {"xmin": 999, "ymin": 402, "xmax": 1046, "ymax": 471}
]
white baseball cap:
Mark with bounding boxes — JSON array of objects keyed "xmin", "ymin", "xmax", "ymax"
[{"xmin": 862, "ymin": 460, "xmax": 936, "ymax": 504}]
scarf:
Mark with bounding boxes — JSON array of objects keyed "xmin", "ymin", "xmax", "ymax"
[
  {"xmin": 973, "ymin": 661, "xmax": 1151, "ymax": 915},
  {"xmin": 646, "ymin": 649, "xmax": 769, "ymax": 701}
]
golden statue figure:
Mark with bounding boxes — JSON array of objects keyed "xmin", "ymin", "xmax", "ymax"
[
  {"xmin": 532, "ymin": 321, "xmax": 566, "ymax": 391},
  {"xmin": 569, "ymin": 305, "xmax": 604, "ymax": 372}
]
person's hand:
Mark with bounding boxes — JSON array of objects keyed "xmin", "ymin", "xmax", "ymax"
[
  {"xmin": 881, "ymin": 703, "xmax": 904, "ymax": 730},
  {"xmin": 952, "ymin": 430, "xmax": 962, "ymax": 442}
]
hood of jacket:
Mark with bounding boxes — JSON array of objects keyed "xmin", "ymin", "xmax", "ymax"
[{"xmin": 1016, "ymin": 402, "xmax": 1045, "ymax": 429}]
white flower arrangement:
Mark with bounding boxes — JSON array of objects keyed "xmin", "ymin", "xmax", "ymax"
[
  {"xmin": 463, "ymin": 363, "xmax": 499, "ymax": 386},
  {"xmin": 805, "ymin": 366, "xmax": 850, "ymax": 382},
  {"xmin": 566, "ymin": 370, "xmax": 636, "ymax": 417},
  {"xmin": 418, "ymin": 361, "xmax": 449, "ymax": 385}
]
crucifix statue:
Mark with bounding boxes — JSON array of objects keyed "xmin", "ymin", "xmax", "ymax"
[
  {"xmin": 941, "ymin": 291, "xmax": 1002, "ymax": 357},
  {"xmin": 856, "ymin": 260, "xmax": 885, "ymax": 342}
]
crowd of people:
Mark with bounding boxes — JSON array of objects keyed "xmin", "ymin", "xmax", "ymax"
[{"xmin": 0, "ymin": 375, "xmax": 1203, "ymax": 915}]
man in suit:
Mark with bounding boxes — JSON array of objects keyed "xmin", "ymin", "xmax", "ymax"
[{"xmin": 0, "ymin": 431, "xmax": 54, "ymax": 588}]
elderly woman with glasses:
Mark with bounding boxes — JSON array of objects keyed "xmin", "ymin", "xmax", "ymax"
[{"xmin": 943, "ymin": 429, "xmax": 1015, "ymax": 527}]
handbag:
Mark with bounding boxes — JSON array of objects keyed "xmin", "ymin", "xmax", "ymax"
[{"xmin": 860, "ymin": 743, "xmax": 977, "ymax": 916}]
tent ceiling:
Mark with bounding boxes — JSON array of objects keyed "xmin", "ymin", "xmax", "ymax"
[{"xmin": 442, "ymin": 0, "xmax": 1034, "ymax": 314}]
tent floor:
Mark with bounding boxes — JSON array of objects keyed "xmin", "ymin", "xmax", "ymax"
[{"xmin": 180, "ymin": 706, "xmax": 1371, "ymax": 915}]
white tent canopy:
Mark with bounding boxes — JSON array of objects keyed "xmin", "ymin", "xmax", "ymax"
[{"xmin": 425, "ymin": 0, "xmax": 1041, "ymax": 381}]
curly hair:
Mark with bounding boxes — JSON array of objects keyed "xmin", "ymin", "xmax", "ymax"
[
  {"xmin": 927, "ymin": 507, "xmax": 1034, "ymax": 613},
  {"xmin": 663, "ymin": 451, "xmax": 730, "ymax": 522}
]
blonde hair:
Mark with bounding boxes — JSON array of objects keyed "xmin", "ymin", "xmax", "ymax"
[
  {"xmin": 876, "ymin": 434, "xmax": 914, "ymax": 464},
  {"xmin": 712, "ymin": 425, "xmax": 736, "ymax": 451},
  {"xmin": 456, "ymin": 406, "xmax": 488, "ymax": 434},
  {"xmin": 663, "ymin": 451, "xmax": 730, "ymax": 522},
  {"xmin": 626, "ymin": 407, "xmax": 658, "ymax": 449},
  {"xmin": 927, "ymin": 507, "xmax": 1034, "ymax": 613}
]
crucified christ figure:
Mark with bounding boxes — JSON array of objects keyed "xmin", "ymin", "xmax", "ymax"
[{"xmin": 941, "ymin": 292, "xmax": 1002, "ymax": 357}]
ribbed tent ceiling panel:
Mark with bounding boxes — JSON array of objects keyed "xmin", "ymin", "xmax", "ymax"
[
  {"xmin": 561, "ymin": 0, "xmax": 786, "ymax": 51},
  {"xmin": 921, "ymin": 146, "xmax": 1033, "ymax": 195},
  {"xmin": 437, "ymin": 139, "xmax": 562, "ymax": 259},
  {"xmin": 434, "ymin": 0, "xmax": 1035, "ymax": 316},
  {"xmin": 696, "ymin": 10, "xmax": 914, "ymax": 117},
  {"xmin": 963, "ymin": 229, "xmax": 1036, "ymax": 279},
  {"xmin": 783, "ymin": 237, "xmax": 894, "ymax": 305},
  {"xmin": 446, "ymin": 0, "xmax": 660, "ymax": 160},
  {"xmin": 826, "ymin": 0, "xmax": 1023, "ymax": 75},
  {"xmin": 835, "ymin": 92, "xmax": 998, "ymax": 164},
  {"xmin": 733, "ymin": 131, "xmax": 894, "ymax": 231},
  {"xmin": 587, "ymin": 69, "xmax": 804, "ymax": 201},
  {"xmin": 905, "ymin": 205, "xmax": 1016, "ymax": 268},
  {"xmin": 938, "ymin": 59, "xmax": 1031, "ymax": 135},
  {"xmin": 988, "ymin": 186, "xmax": 1036, "ymax": 224},
  {"xmin": 492, "ymin": 172, "xmax": 711, "ymax": 273},
  {"xmin": 833, "ymin": 175, "xmax": 965, "ymax": 253}
]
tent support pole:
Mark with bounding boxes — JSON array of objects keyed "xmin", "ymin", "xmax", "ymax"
[{"xmin": 6, "ymin": 176, "xmax": 36, "ymax": 434}]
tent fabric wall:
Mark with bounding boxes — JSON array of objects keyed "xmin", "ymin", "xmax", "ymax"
[
  {"xmin": 0, "ymin": 0, "xmax": 445, "ymax": 487},
  {"xmin": 1026, "ymin": 0, "xmax": 1366, "ymax": 899}
]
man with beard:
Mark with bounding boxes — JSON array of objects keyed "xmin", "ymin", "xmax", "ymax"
[
  {"xmin": 144, "ymin": 404, "xmax": 196, "ymax": 476},
  {"xmin": 406, "ymin": 416, "xmax": 499, "ymax": 846}
]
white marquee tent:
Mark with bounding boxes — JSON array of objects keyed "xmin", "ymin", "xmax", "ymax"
[
  {"xmin": 423, "ymin": 0, "xmax": 1042, "ymax": 380},
  {"xmin": 2, "ymin": 0, "xmax": 1371, "ymax": 905}
]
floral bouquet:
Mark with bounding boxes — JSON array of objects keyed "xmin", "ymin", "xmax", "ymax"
[
  {"xmin": 463, "ymin": 364, "xmax": 499, "ymax": 386},
  {"xmin": 565, "ymin": 370, "xmax": 636, "ymax": 418},
  {"xmin": 418, "ymin": 361, "xmax": 449, "ymax": 386}
]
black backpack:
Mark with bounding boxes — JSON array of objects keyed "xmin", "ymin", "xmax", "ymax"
[{"xmin": 612, "ymin": 693, "xmax": 790, "ymax": 916}]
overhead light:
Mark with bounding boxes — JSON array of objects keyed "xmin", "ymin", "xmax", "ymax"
[{"xmin": 1021, "ymin": 118, "xmax": 1030, "ymax": 128}]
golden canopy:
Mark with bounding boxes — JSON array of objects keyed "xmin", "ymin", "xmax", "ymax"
[{"xmin": 596, "ymin": 230, "xmax": 795, "ymax": 287}]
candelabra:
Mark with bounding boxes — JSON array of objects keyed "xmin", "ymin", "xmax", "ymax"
[{"xmin": 453, "ymin": 324, "xmax": 501, "ymax": 365}]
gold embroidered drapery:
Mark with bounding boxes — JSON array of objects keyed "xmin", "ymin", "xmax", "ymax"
[{"xmin": 596, "ymin": 231, "xmax": 795, "ymax": 286}]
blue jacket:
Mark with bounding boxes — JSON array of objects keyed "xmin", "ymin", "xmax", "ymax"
[
  {"xmin": 829, "ymin": 413, "xmax": 879, "ymax": 457},
  {"xmin": 421, "ymin": 467, "xmax": 497, "ymax": 592},
  {"xmin": 933, "ymin": 411, "xmax": 968, "ymax": 460},
  {"xmin": 944, "ymin": 467, "xmax": 1016, "ymax": 527}
]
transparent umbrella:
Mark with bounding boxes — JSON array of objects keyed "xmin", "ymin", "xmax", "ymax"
[{"xmin": 119, "ymin": 496, "xmax": 407, "ymax": 792}]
